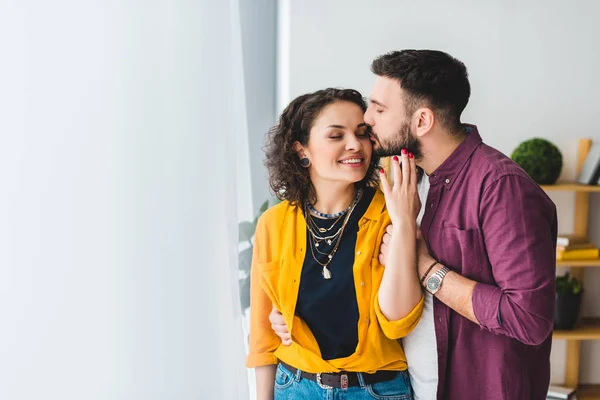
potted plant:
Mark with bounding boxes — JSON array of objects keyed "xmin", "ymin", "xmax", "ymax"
[
  {"xmin": 238, "ymin": 200, "xmax": 270, "ymax": 311},
  {"xmin": 511, "ymin": 138, "xmax": 563, "ymax": 185},
  {"xmin": 554, "ymin": 272, "xmax": 583, "ymax": 330}
]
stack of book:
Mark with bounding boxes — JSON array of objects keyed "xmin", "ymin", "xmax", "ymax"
[
  {"xmin": 556, "ymin": 234, "xmax": 600, "ymax": 261},
  {"xmin": 547, "ymin": 385, "xmax": 578, "ymax": 399}
]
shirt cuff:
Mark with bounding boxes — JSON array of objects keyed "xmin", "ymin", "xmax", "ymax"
[
  {"xmin": 245, "ymin": 353, "xmax": 278, "ymax": 368},
  {"xmin": 374, "ymin": 294, "xmax": 424, "ymax": 339},
  {"xmin": 472, "ymin": 282, "xmax": 503, "ymax": 331}
]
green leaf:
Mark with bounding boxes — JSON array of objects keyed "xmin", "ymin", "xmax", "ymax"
[
  {"xmin": 238, "ymin": 221, "xmax": 255, "ymax": 243},
  {"xmin": 259, "ymin": 200, "xmax": 269, "ymax": 214},
  {"xmin": 253, "ymin": 200, "xmax": 270, "ymax": 226},
  {"xmin": 556, "ymin": 271, "xmax": 583, "ymax": 294},
  {"xmin": 239, "ymin": 275, "xmax": 251, "ymax": 310},
  {"xmin": 238, "ymin": 247, "xmax": 253, "ymax": 274}
]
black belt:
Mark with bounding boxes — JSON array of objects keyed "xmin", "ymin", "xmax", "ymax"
[{"xmin": 279, "ymin": 362, "xmax": 398, "ymax": 389}]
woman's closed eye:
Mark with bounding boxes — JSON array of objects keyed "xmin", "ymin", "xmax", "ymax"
[{"xmin": 356, "ymin": 127, "xmax": 370, "ymax": 138}]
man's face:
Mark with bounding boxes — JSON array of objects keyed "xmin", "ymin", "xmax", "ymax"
[{"xmin": 364, "ymin": 76, "xmax": 423, "ymax": 159}]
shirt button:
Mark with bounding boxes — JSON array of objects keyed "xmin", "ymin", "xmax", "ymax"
[
  {"xmin": 361, "ymin": 282, "xmax": 365, "ymax": 287},
  {"xmin": 365, "ymin": 318, "xmax": 370, "ymax": 323},
  {"xmin": 357, "ymin": 251, "xmax": 361, "ymax": 255},
  {"xmin": 430, "ymin": 203, "xmax": 434, "ymax": 208},
  {"xmin": 445, "ymin": 178, "xmax": 450, "ymax": 184}
]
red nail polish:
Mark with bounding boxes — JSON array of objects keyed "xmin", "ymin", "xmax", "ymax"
[
  {"xmin": 409, "ymin": 152, "xmax": 414, "ymax": 159},
  {"xmin": 393, "ymin": 155, "xmax": 398, "ymax": 161},
  {"xmin": 380, "ymin": 168, "xmax": 385, "ymax": 174},
  {"xmin": 401, "ymin": 148, "xmax": 408, "ymax": 155}
]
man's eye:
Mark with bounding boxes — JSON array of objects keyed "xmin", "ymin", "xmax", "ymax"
[
  {"xmin": 376, "ymin": 109, "xmax": 384, "ymax": 114},
  {"xmin": 329, "ymin": 136, "xmax": 342, "ymax": 139}
]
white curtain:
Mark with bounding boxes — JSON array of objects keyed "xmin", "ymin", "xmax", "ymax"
[{"xmin": 0, "ymin": 1, "xmax": 248, "ymax": 399}]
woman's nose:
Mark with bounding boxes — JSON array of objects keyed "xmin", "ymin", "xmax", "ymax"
[{"xmin": 346, "ymin": 134, "xmax": 363, "ymax": 151}]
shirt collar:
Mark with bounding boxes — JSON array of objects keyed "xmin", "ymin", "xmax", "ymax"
[
  {"xmin": 292, "ymin": 186, "xmax": 385, "ymax": 226},
  {"xmin": 361, "ymin": 188, "xmax": 385, "ymax": 222},
  {"xmin": 428, "ymin": 124, "xmax": 482, "ymax": 189}
]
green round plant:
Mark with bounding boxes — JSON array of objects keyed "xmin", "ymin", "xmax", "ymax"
[{"xmin": 511, "ymin": 138, "xmax": 563, "ymax": 185}]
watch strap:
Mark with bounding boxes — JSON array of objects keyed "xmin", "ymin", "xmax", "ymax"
[{"xmin": 426, "ymin": 266, "xmax": 450, "ymax": 294}]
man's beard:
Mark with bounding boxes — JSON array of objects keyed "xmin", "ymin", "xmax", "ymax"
[{"xmin": 371, "ymin": 120, "xmax": 423, "ymax": 159}]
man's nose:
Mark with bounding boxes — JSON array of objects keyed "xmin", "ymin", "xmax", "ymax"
[{"xmin": 364, "ymin": 107, "xmax": 374, "ymax": 126}]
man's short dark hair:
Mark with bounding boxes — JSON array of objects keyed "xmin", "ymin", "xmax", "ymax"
[{"xmin": 371, "ymin": 50, "xmax": 471, "ymax": 132}]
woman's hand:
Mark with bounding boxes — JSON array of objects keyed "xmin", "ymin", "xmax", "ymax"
[
  {"xmin": 377, "ymin": 149, "xmax": 423, "ymax": 321},
  {"xmin": 379, "ymin": 149, "xmax": 421, "ymax": 227}
]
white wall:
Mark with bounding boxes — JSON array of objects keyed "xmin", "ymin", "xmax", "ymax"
[
  {"xmin": 0, "ymin": 1, "xmax": 247, "ymax": 399},
  {"xmin": 239, "ymin": 0, "xmax": 278, "ymax": 217},
  {"xmin": 280, "ymin": 0, "xmax": 600, "ymax": 385}
]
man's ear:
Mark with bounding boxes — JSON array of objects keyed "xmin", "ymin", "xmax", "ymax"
[{"xmin": 414, "ymin": 108, "xmax": 435, "ymax": 138}]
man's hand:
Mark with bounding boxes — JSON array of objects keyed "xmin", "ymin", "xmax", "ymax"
[
  {"xmin": 269, "ymin": 307, "xmax": 292, "ymax": 345},
  {"xmin": 416, "ymin": 230, "xmax": 438, "ymax": 280},
  {"xmin": 380, "ymin": 226, "xmax": 439, "ymax": 280},
  {"xmin": 378, "ymin": 224, "xmax": 393, "ymax": 266}
]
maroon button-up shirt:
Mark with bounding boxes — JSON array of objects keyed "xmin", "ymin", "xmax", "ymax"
[{"xmin": 421, "ymin": 125, "xmax": 557, "ymax": 400}]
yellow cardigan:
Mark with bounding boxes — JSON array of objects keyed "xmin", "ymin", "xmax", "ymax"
[{"xmin": 245, "ymin": 188, "xmax": 424, "ymax": 374}]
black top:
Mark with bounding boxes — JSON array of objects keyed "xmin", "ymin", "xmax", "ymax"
[{"xmin": 295, "ymin": 187, "xmax": 375, "ymax": 360}]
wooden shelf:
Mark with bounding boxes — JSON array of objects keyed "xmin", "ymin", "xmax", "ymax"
[
  {"xmin": 557, "ymin": 259, "xmax": 600, "ymax": 267},
  {"xmin": 541, "ymin": 182, "xmax": 600, "ymax": 192},
  {"xmin": 577, "ymin": 384, "xmax": 600, "ymax": 400},
  {"xmin": 554, "ymin": 318, "xmax": 600, "ymax": 340}
]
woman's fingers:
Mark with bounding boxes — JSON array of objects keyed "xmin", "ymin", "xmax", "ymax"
[
  {"xmin": 392, "ymin": 155, "xmax": 402, "ymax": 188},
  {"xmin": 401, "ymin": 148, "xmax": 410, "ymax": 186},
  {"xmin": 379, "ymin": 166, "xmax": 390, "ymax": 195},
  {"xmin": 408, "ymin": 151, "xmax": 417, "ymax": 187}
]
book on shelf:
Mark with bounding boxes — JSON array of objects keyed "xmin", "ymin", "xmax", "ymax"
[
  {"xmin": 576, "ymin": 141, "xmax": 600, "ymax": 185},
  {"xmin": 557, "ymin": 234, "xmax": 590, "ymax": 247},
  {"xmin": 556, "ymin": 247, "xmax": 600, "ymax": 261},
  {"xmin": 547, "ymin": 384, "xmax": 577, "ymax": 400},
  {"xmin": 557, "ymin": 242, "xmax": 597, "ymax": 252}
]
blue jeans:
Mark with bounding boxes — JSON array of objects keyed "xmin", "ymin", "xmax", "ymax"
[{"xmin": 274, "ymin": 363, "xmax": 413, "ymax": 400}]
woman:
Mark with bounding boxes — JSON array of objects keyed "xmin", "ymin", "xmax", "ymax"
[{"xmin": 246, "ymin": 88, "xmax": 423, "ymax": 399}]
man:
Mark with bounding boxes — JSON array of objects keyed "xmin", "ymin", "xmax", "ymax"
[{"xmin": 270, "ymin": 49, "xmax": 557, "ymax": 399}]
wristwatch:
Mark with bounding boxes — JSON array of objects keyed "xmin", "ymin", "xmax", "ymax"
[{"xmin": 425, "ymin": 266, "xmax": 450, "ymax": 295}]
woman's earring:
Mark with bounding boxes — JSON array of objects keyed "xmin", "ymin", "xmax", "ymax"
[{"xmin": 300, "ymin": 158, "xmax": 311, "ymax": 168}]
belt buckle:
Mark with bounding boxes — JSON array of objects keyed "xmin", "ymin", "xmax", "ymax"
[
  {"xmin": 340, "ymin": 374, "xmax": 349, "ymax": 390},
  {"xmin": 316, "ymin": 373, "xmax": 333, "ymax": 389}
]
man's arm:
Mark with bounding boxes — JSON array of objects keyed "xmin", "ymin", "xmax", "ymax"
[
  {"xmin": 382, "ymin": 227, "xmax": 480, "ymax": 324},
  {"xmin": 416, "ymin": 234, "xmax": 479, "ymax": 324},
  {"xmin": 469, "ymin": 175, "xmax": 557, "ymax": 345},
  {"xmin": 383, "ymin": 175, "xmax": 557, "ymax": 346}
]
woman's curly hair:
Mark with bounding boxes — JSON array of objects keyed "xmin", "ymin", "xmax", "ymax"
[{"xmin": 264, "ymin": 88, "xmax": 380, "ymax": 207}]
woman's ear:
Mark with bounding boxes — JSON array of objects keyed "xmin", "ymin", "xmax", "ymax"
[
  {"xmin": 293, "ymin": 141, "xmax": 306, "ymax": 159},
  {"xmin": 294, "ymin": 141, "xmax": 312, "ymax": 168}
]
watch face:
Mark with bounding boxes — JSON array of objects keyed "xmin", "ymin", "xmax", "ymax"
[{"xmin": 427, "ymin": 276, "xmax": 441, "ymax": 291}]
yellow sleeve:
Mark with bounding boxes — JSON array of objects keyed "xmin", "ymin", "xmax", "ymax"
[
  {"xmin": 245, "ymin": 217, "xmax": 280, "ymax": 368},
  {"xmin": 374, "ymin": 293, "xmax": 424, "ymax": 339}
]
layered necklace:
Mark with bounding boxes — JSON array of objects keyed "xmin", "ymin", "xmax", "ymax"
[{"xmin": 304, "ymin": 188, "xmax": 362, "ymax": 280}]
